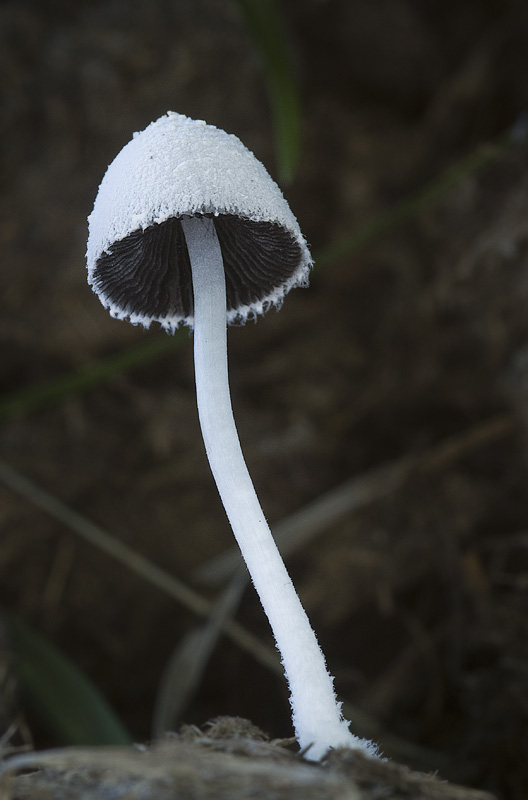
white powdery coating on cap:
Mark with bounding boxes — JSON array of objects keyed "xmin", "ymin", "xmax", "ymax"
[{"xmin": 86, "ymin": 112, "xmax": 312, "ymax": 330}]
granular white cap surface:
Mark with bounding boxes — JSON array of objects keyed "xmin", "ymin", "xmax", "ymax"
[{"xmin": 86, "ymin": 112, "xmax": 312, "ymax": 330}]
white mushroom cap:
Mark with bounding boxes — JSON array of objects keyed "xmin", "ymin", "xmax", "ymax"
[{"xmin": 86, "ymin": 112, "xmax": 312, "ymax": 331}]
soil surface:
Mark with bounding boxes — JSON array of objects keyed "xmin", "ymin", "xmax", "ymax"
[
  {"xmin": 1, "ymin": 1, "xmax": 528, "ymax": 798},
  {"xmin": 0, "ymin": 718, "xmax": 497, "ymax": 800}
]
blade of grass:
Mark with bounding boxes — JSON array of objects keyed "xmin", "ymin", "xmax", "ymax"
[
  {"xmin": 195, "ymin": 414, "xmax": 516, "ymax": 585},
  {"xmin": 6, "ymin": 613, "xmax": 131, "ymax": 746},
  {"xmin": 0, "ymin": 333, "xmax": 182, "ymax": 422},
  {"xmin": 234, "ymin": 0, "xmax": 301, "ymax": 184},
  {"xmin": 0, "ymin": 458, "xmax": 279, "ymax": 676},
  {"xmin": 315, "ymin": 134, "xmax": 513, "ymax": 269},
  {"xmin": 151, "ymin": 571, "xmax": 247, "ymax": 737}
]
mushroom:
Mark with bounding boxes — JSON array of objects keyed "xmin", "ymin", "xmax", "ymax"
[{"xmin": 86, "ymin": 112, "xmax": 377, "ymax": 761}]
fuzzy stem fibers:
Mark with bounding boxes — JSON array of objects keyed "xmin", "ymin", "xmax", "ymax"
[{"xmin": 181, "ymin": 214, "xmax": 375, "ymax": 760}]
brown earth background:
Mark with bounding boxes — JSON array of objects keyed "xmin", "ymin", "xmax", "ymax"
[{"xmin": 2, "ymin": 1, "xmax": 528, "ymax": 797}]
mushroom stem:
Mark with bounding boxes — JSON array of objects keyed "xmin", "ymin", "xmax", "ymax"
[{"xmin": 182, "ymin": 215, "xmax": 372, "ymax": 760}]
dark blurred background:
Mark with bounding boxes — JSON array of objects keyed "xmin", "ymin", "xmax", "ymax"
[{"xmin": 2, "ymin": 1, "xmax": 528, "ymax": 797}]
